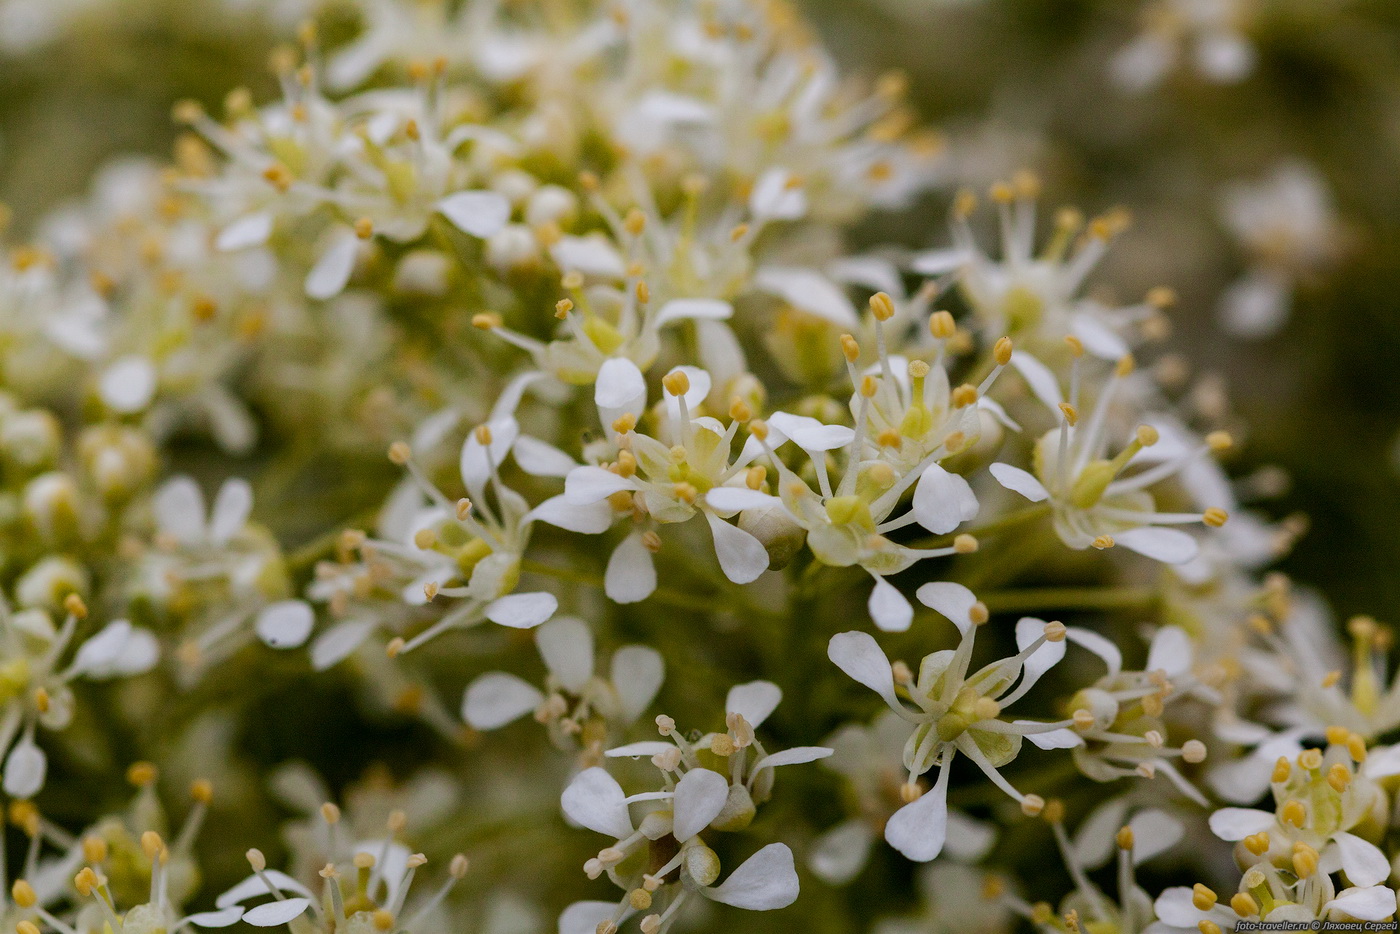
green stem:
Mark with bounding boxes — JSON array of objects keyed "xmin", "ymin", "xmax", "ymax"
[{"xmin": 974, "ymin": 586, "xmax": 1159, "ymax": 614}]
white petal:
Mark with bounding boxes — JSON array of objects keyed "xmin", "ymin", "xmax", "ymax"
[
  {"xmin": 751, "ymin": 747, "xmax": 834, "ymax": 772},
  {"xmin": 705, "ymin": 488, "xmax": 781, "ymax": 513},
  {"xmin": 754, "ymin": 266, "xmax": 857, "ymax": 326},
  {"xmin": 914, "ymin": 581, "xmax": 979, "ymax": 634},
  {"xmin": 654, "ymin": 298, "xmax": 733, "ymax": 329},
  {"xmin": 485, "ymin": 592, "xmax": 557, "ymax": 629},
  {"xmin": 243, "ymin": 898, "xmax": 311, "ymax": 927},
  {"xmin": 463, "ymin": 673, "xmax": 545, "ymax": 730},
  {"xmin": 535, "ymin": 617, "xmax": 594, "ymax": 694},
  {"xmin": 108, "ymin": 629, "xmax": 159, "ymax": 676},
  {"xmin": 1071, "ymin": 799, "xmax": 1131, "ymax": 869},
  {"xmin": 558, "ymin": 902, "xmax": 624, "ymax": 934},
  {"xmin": 766, "ymin": 412, "xmax": 853, "ymax": 452},
  {"xmin": 437, "ymin": 191, "xmax": 511, "ymax": 238},
  {"xmin": 1363, "ymin": 744, "xmax": 1400, "ymax": 779},
  {"xmin": 304, "ymin": 229, "xmax": 359, "ymax": 300},
  {"xmin": 611, "ymin": 646, "xmax": 664, "ymax": 722},
  {"xmin": 512, "ymin": 436, "xmax": 577, "ymax": 477},
  {"xmin": 868, "ymin": 576, "xmax": 913, "ymax": 633},
  {"xmin": 661, "ymin": 366, "xmax": 711, "ymax": 423},
  {"xmin": 726, "ymin": 681, "xmax": 782, "ymax": 728},
  {"xmin": 460, "ymin": 417, "xmax": 519, "ymax": 494},
  {"xmin": 594, "ymin": 357, "xmax": 647, "ymax": 423},
  {"xmin": 1154, "ymin": 888, "xmax": 1204, "ymax": 926},
  {"xmin": 1146, "ymin": 625, "xmax": 1192, "ymax": 677},
  {"xmin": 1334, "ymin": 833, "xmax": 1391, "ymax": 887},
  {"xmin": 1008, "ymin": 352, "xmax": 1063, "ymax": 410},
  {"xmin": 215, "ymin": 212, "xmax": 273, "ymax": 251},
  {"xmin": 605, "ymin": 742, "xmax": 673, "ymax": 758},
  {"xmin": 1070, "ymin": 314, "xmax": 1131, "ymax": 360},
  {"xmin": 153, "ymin": 476, "xmax": 206, "ymax": 544},
  {"xmin": 1022, "ymin": 726, "xmax": 1082, "ymax": 749},
  {"xmin": 705, "ymin": 843, "xmax": 799, "ymax": 910},
  {"xmin": 216, "ymin": 871, "xmax": 313, "ymax": 908},
  {"xmin": 808, "ymin": 821, "xmax": 874, "ymax": 885},
  {"xmin": 561, "ymin": 767, "xmax": 633, "ymax": 838},
  {"xmin": 909, "ymin": 247, "xmax": 967, "ymax": 276},
  {"xmin": 550, "ymin": 235, "xmax": 626, "ymax": 279},
  {"xmin": 71, "ymin": 620, "xmax": 134, "ymax": 674},
  {"xmin": 208, "ymin": 478, "xmax": 253, "ymax": 545},
  {"xmin": 1065, "ymin": 627, "xmax": 1123, "ymax": 676},
  {"xmin": 672, "ymin": 768, "xmax": 730, "ymax": 841},
  {"xmin": 1115, "ymin": 527, "xmax": 1199, "ymax": 564},
  {"xmin": 1127, "ymin": 809, "xmax": 1184, "ymax": 864},
  {"xmin": 827, "ymin": 631, "xmax": 901, "ymax": 710},
  {"xmin": 1324, "ymin": 886, "xmax": 1398, "ymax": 922},
  {"xmin": 749, "ymin": 169, "xmax": 806, "ymax": 220},
  {"xmin": 884, "ymin": 766, "xmax": 950, "ymax": 861},
  {"xmin": 1014, "ymin": 616, "xmax": 1066, "ymax": 689},
  {"xmin": 706, "ymin": 513, "xmax": 768, "ymax": 584},
  {"xmin": 182, "ymin": 906, "xmax": 245, "ymax": 928},
  {"xmin": 911, "ymin": 464, "xmax": 979, "ymax": 534},
  {"xmin": 310, "ymin": 618, "xmax": 375, "ymax": 670},
  {"xmin": 605, "ymin": 534, "xmax": 657, "ymax": 604},
  {"xmin": 563, "ymin": 466, "xmax": 636, "ymax": 505},
  {"xmin": 989, "ymin": 463, "xmax": 1049, "ymax": 503},
  {"xmin": 526, "ymin": 495, "xmax": 615, "ymax": 534},
  {"xmin": 1219, "ymin": 270, "xmax": 1289, "ymax": 339},
  {"xmin": 1207, "ymin": 807, "xmax": 1274, "ymax": 841},
  {"xmin": 3, "ymin": 738, "xmax": 45, "ymax": 798},
  {"xmin": 943, "ymin": 811, "xmax": 998, "ymax": 861},
  {"xmin": 99, "ymin": 355, "xmax": 157, "ymax": 413},
  {"xmin": 254, "ymin": 600, "xmax": 314, "ymax": 649}
]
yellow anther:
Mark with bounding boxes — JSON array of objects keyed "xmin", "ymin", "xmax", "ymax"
[
  {"xmin": 615, "ymin": 451, "xmax": 637, "ymax": 478},
  {"xmin": 554, "ymin": 299, "xmax": 574, "ymax": 319},
  {"xmin": 1292, "ymin": 842, "xmax": 1319, "ymax": 878},
  {"xmin": 929, "ymin": 311, "xmax": 957, "ymax": 339},
  {"xmin": 1203, "ymin": 507, "xmax": 1229, "ymax": 528},
  {"xmin": 748, "ymin": 419, "xmax": 769, "ymax": 441},
  {"xmin": 709, "ymin": 734, "xmax": 735, "ymax": 756},
  {"xmin": 1272, "ymin": 757, "xmax": 1292, "ymax": 783},
  {"xmin": 951, "ymin": 384, "xmax": 977, "ymax": 408},
  {"xmin": 993, "ymin": 336, "xmax": 1013, "ymax": 366},
  {"xmin": 1281, "ymin": 799, "xmax": 1306, "ymax": 828},
  {"xmin": 745, "ymin": 465, "xmax": 766, "ymax": 491},
  {"xmin": 1182, "ymin": 739, "xmax": 1207, "ymax": 763},
  {"xmin": 17, "ymin": 921, "xmax": 40, "ymax": 934},
  {"xmin": 450, "ymin": 854, "xmax": 469, "ymax": 878},
  {"xmin": 471, "ymin": 312, "xmax": 502, "ymax": 330},
  {"xmin": 1135, "ymin": 424, "xmax": 1159, "ymax": 447},
  {"xmin": 32, "ymin": 688, "xmax": 48, "ymax": 714},
  {"xmin": 1199, "ymin": 922, "xmax": 1223, "ymax": 934},
  {"xmin": 386, "ymin": 638, "xmax": 405, "ymax": 658},
  {"xmin": 954, "ymin": 534, "xmax": 978, "ymax": 554},
  {"xmin": 899, "ymin": 782, "xmax": 923, "ymax": 803},
  {"xmin": 1297, "ymin": 748, "xmax": 1323, "ymax": 771},
  {"xmin": 1115, "ymin": 354, "xmax": 1136, "ymax": 378},
  {"xmin": 641, "ymin": 531, "xmax": 662, "ymax": 553},
  {"xmin": 1324, "ymin": 725, "xmax": 1350, "ymax": 746},
  {"xmin": 64, "ymin": 593, "xmax": 87, "ymax": 619},
  {"xmin": 1243, "ymin": 832, "xmax": 1270, "ymax": 856},
  {"xmin": 141, "ymin": 831, "xmax": 164, "ymax": 861},
  {"xmin": 1192, "ymin": 884, "xmax": 1217, "ymax": 911},
  {"xmin": 12, "ymin": 880, "xmax": 36, "ymax": 908},
  {"xmin": 729, "ymin": 397, "xmax": 753, "ymax": 422},
  {"xmin": 1116, "ymin": 826, "xmax": 1135, "ymax": 850},
  {"xmin": 561, "ymin": 270, "xmax": 584, "ymax": 290},
  {"xmin": 673, "ymin": 483, "xmax": 698, "ymax": 504},
  {"xmin": 372, "ymin": 909, "xmax": 395, "ymax": 930},
  {"xmin": 869, "ymin": 292, "xmax": 895, "ymax": 321},
  {"xmin": 1019, "ymin": 794, "xmax": 1045, "ymax": 817},
  {"xmin": 82, "ymin": 835, "xmax": 108, "ymax": 864},
  {"xmin": 630, "ymin": 888, "xmax": 653, "ymax": 911},
  {"xmin": 413, "ymin": 528, "xmax": 437, "ymax": 550},
  {"xmin": 969, "ymin": 602, "xmax": 990, "ymax": 625},
  {"xmin": 352, "ymin": 217, "xmax": 374, "ymax": 240},
  {"xmin": 1043, "ymin": 621, "xmax": 1066, "ymax": 642},
  {"xmin": 1206, "ymin": 431, "xmax": 1233, "ymax": 452},
  {"xmin": 729, "ymin": 224, "xmax": 749, "ymax": 242},
  {"xmin": 624, "ymin": 209, "xmax": 646, "ymax": 236},
  {"xmin": 1072, "ymin": 709, "xmax": 1096, "ymax": 731},
  {"xmin": 1321, "ymin": 670, "xmax": 1341, "ymax": 688},
  {"xmin": 1091, "ymin": 535, "xmax": 1115, "ymax": 550},
  {"xmin": 1038, "ymin": 798, "xmax": 1063, "ymax": 824},
  {"xmin": 388, "ymin": 442, "xmax": 411, "ymax": 465},
  {"xmin": 190, "ymin": 778, "xmax": 214, "ymax": 804},
  {"xmin": 989, "ymin": 181, "xmax": 1015, "ymax": 203},
  {"xmin": 839, "ymin": 334, "xmax": 860, "ymax": 362},
  {"xmin": 612, "ymin": 413, "xmax": 637, "ymax": 434},
  {"xmin": 1230, "ymin": 893, "xmax": 1259, "ymax": 918},
  {"xmin": 662, "ymin": 370, "xmax": 691, "ymax": 397},
  {"xmin": 1327, "ymin": 763, "xmax": 1352, "ymax": 792},
  {"xmin": 972, "ymin": 697, "xmax": 1001, "ymax": 720},
  {"xmin": 953, "ymin": 189, "xmax": 977, "ymax": 219},
  {"xmin": 860, "ymin": 375, "xmax": 879, "ymax": 398},
  {"xmin": 635, "ymin": 280, "xmax": 650, "ymax": 304},
  {"xmin": 455, "ymin": 499, "xmax": 473, "ymax": 521},
  {"xmin": 1147, "ymin": 286, "xmax": 1177, "ymax": 308},
  {"xmin": 1347, "ymin": 733, "xmax": 1368, "ymax": 762},
  {"xmin": 1064, "ymin": 335, "xmax": 1085, "ymax": 357},
  {"xmin": 127, "ymin": 762, "xmax": 158, "ymax": 787},
  {"xmin": 1059, "ymin": 403, "xmax": 1079, "ymax": 426}
]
